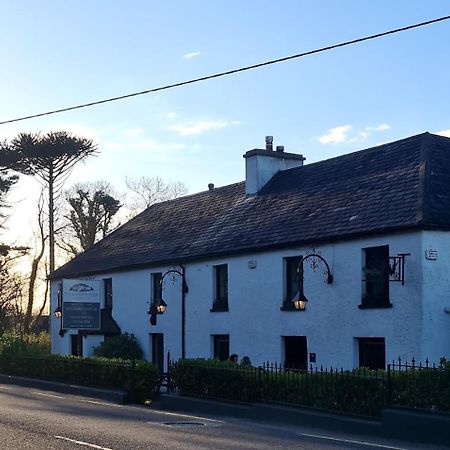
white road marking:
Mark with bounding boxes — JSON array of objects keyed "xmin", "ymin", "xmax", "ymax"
[
  {"xmin": 78, "ymin": 399, "xmax": 122, "ymax": 408},
  {"xmin": 33, "ymin": 391, "xmax": 64, "ymax": 399},
  {"xmin": 149, "ymin": 410, "xmax": 224, "ymax": 423},
  {"xmin": 32, "ymin": 391, "xmax": 121, "ymax": 407},
  {"xmin": 297, "ymin": 433, "xmax": 408, "ymax": 450},
  {"xmin": 0, "ymin": 386, "xmax": 11, "ymax": 390},
  {"xmin": 54, "ymin": 435, "xmax": 113, "ymax": 450}
]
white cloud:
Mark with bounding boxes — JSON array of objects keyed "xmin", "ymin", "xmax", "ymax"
[
  {"xmin": 168, "ymin": 120, "xmax": 230, "ymax": 136},
  {"xmin": 183, "ymin": 51, "xmax": 201, "ymax": 59},
  {"xmin": 165, "ymin": 112, "xmax": 176, "ymax": 119},
  {"xmin": 102, "ymin": 140, "xmax": 122, "ymax": 150},
  {"xmin": 318, "ymin": 125, "xmax": 351, "ymax": 144},
  {"xmin": 123, "ymin": 128, "xmax": 145, "ymax": 138},
  {"xmin": 318, "ymin": 123, "xmax": 391, "ymax": 145},
  {"xmin": 135, "ymin": 139, "xmax": 185, "ymax": 152},
  {"xmin": 364, "ymin": 124, "xmax": 390, "ymax": 132},
  {"xmin": 437, "ymin": 129, "xmax": 450, "ymax": 138}
]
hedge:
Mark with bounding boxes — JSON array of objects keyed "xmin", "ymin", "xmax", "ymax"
[
  {"xmin": 171, "ymin": 359, "xmax": 450, "ymax": 417},
  {"xmin": 0, "ymin": 336, "xmax": 160, "ymax": 403}
]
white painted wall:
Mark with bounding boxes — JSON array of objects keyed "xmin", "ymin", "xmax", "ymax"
[
  {"xmin": 421, "ymin": 230, "xmax": 450, "ymax": 364},
  {"xmin": 51, "ymin": 230, "xmax": 450, "ymax": 369}
]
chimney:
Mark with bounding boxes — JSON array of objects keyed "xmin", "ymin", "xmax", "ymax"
[
  {"xmin": 208, "ymin": 183, "xmax": 215, "ymax": 190},
  {"xmin": 243, "ymin": 137, "xmax": 305, "ymax": 195}
]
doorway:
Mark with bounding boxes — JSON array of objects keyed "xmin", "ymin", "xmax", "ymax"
[
  {"xmin": 283, "ymin": 336, "xmax": 308, "ymax": 370},
  {"xmin": 70, "ymin": 334, "xmax": 83, "ymax": 357},
  {"xmin": 151, "ymin": 333, "xmax": 164, "ymax": 372}
]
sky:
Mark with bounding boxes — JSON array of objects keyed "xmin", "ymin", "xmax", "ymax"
[{"xmin": 1, "ymin": 0, "xmax": 450, "ymax": 248}]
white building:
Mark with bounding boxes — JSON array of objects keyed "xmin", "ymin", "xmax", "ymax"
[{"xmin": 51, "ymin": 132, "xmax": 450, "ymax": 370}]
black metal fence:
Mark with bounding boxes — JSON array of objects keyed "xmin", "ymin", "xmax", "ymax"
[{"xmin": 168, "ymin": 357, "xmax": 450, "ymax": 418}]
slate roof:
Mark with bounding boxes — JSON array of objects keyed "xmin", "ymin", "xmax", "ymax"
[{"xmin": 52, "ymin": 132, "xmax": 450, "ymax": 279}]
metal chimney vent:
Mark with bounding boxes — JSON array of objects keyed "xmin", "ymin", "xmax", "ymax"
[
  {"xmin": 265, "ymin": 136, "xmax": 273, "ymax": 151},
  {"xmin": 276, "ymin": 145, "xmax": 284, "ymax": 153},
  {"xmin": 208, "ymin": 183, "xmax": 215, "ymax": 190}
]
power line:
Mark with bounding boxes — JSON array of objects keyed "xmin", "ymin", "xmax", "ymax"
[{"xmin": 1, "ymin": 14, "xmax": 449, "ymax": 126}]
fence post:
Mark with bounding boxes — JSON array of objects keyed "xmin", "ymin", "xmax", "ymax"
[
  {"xmin": 387, "ymin": 364, "xmax": 392, "ymax": 407},
  {"xmin": 166, "ymin": 351, "xmax": 171, "ymax": 394}
]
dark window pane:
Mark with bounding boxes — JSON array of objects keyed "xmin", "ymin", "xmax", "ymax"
[
  {"xmin": 152, "ymin": 273, "xmax": 162, "ymax": 304},
  {"xmin": 151, "ymin": 333, "xmax": 164, "ymax": 372},
  {"xmin": 285, "ymin": 256, "xmax": 301, "ymax": 301},
  {"xmin": 363, "ymin": 246, "xmax": 389, "ymax": 306},
  {"xmin": 358, "ymin": 337, "xmax": 385, "ymax": 370},
  {"xmin": 213, "ymin": 334, "xmax": 229, "ymax": 361},
  {"xmin": 104, "ymin": 278, "xmax": 113, "ymax": 310},
  {"xmin": 213, "ymin": 265, "xmax": 228, "ymax": 310},
  {"xmin": 284, "ymin": 336, "xmax": 307, "ymax": 370}
]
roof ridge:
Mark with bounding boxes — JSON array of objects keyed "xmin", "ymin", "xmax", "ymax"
[{"xmin": 273, "ymin": 132, "xmax": 431, "ymax": 178}]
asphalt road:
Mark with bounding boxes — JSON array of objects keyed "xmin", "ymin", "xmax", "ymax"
[{"xmin": 0, "ymin": 383, "xmax": 445, "ymax": 450}]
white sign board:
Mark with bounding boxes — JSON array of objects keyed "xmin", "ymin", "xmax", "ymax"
[{"xmin": 62, "ymin": 279, "xmax": 101, "ymax": 330}]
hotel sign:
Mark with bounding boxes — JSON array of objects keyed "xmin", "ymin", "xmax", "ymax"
[{"xmin": 62, "ymin": 279, "xmax": 101, "ymax": 330}]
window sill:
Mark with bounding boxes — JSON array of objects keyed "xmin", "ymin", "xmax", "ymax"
[
  {"xmin": 358, "ymin": 302, "xmax": 393, "ymax": 309},
  {"xmin": 210, "ymin": 303, "xmax": 229, "ymax": 312}
]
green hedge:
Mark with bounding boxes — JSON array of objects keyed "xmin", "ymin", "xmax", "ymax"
[
  {"xmin": 171, "ymin": 359, "xmax": 450, "ymax": 417},
  {"xmin": 0, "ymin": 336, "xmax": 159, "ymax": 403}
]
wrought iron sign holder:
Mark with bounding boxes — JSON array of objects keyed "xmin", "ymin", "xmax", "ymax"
[{"xmin": 389, "ymin": 253, "xmax": 410, "ymax": 285}]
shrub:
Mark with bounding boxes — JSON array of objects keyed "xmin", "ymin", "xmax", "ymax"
[
  {"xmin": 0, "ymin": 353, "xmax": 159, "ymax": 403},
  {"xmin": 92, "ymin": 333, "xmax": 143, "ymax": 360},
  {"xmin": 172, "ymin": 359, "xmax": 450, "ymax": 417},
  {"xmin": 0, "ymin": 333, "xmax": 50, "ymax": 359}
]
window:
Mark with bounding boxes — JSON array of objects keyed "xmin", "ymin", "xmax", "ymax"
[
  {"xmin": 211, "ymin": 264, "xmax": 228, "ymax": 311},
  {"xmin": 281, "ymin": 256, "xmax": 301, "ymax": 310},
  {"xmin": 358, "ymin": 337, "xmax": 385, "ymax": 370},
  {"xmin": 151, "ymin": 272, "xmax": 162, "ymax": 305},
  {"xmin": 361, "ymin": 245, "xmax": 391, "ymax": 308},
  {"xmin": 284, "ymin": 336, "xmax": 308, "ymax": 370},
  {"xmin": 104, "ymin": 278, "xmax": 113, "ymax": 310},
  {"xmin": 150, "ymin": 333, "xmax": 164, "ymax": 372},
  {"xmin": 212, "ymin": 334, "xmax": 229, "ymax": 361}
]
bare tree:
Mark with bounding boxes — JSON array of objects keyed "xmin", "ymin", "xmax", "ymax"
[
  {"xmin": 1, "ymin": 131, "xmax": 98, "ymax": 273},
  {"xmin": 125, "ymin": 176, "xmax": 188, "ymax": 217},
  {"xmin": 0, "ymin": 246, "xmax": 28, "ymax": 335},
  {"xmin": 58, "ymin": 181, "xmax": 122, "ymax": 256},
  {"xmin": 23, "ymin": 191, "xmax": 48, "ymax": 333}
]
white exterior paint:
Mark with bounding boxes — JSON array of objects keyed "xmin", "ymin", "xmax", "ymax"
[
  {"xmin": 244, "ymin": 150, "xmax": 304, "ymax": 195},
  {"xmin": 51, "ymin": 230, "xmax": 450, "ymax": 368}
]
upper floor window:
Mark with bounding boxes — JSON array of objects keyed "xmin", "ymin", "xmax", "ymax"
[
  {"xmin": 361, "ymin": 245, "xmax": 391, "ymax": 308},
  {"xmin": 104, "ymin": 278, "xmax": 113, "ymax": 310},
  {"xmin": 151, "ymin": 272, "xmax": 162, "ymax": 305},
  {"xmin": 211, "ymin": 264, "xmax": 228, "ymax": 311},
  {"xmin": 282, "ymin": 256, "xmax": 302, "ymax": 310}
]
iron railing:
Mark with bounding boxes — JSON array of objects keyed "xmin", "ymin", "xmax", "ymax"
[{"xmin": 168, "ymin": 358, "xmax": 450, "ymax": 418}]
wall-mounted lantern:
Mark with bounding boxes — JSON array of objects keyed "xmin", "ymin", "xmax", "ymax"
[
  {"xmin": 148, "ymin": 264, "xmax": 188, "ymax": 359},
  {"xmin": 54, "ymin": 286, "xmax": 62, "ymax": 317},
  {"xmin": 291, "ymin": 252, "xmax": 333, "ymax": 311}
]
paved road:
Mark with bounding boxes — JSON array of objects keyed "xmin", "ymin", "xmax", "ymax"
[{"xmin": 0, "ymin": 383, "xmax": 445, "ymax": 450}]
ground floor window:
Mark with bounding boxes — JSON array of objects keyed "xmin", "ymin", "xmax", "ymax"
[
  {"xmin": 150, "ymin": 333, "xmax": 164, "ymax": 372},
  {"xmin": 358, "ymin": 337, "xmax": 385, "ymax": 370},
  {"xmin": 283, "ymin": 336, "xmax": 308, "ymax": 370},
  {"xmin": 212, "ymin": 334, "xmax": 229, "ymax": 361},
  {"xmin": 70, "ymin": 334, "xmax": 83, "ymax": 357}
]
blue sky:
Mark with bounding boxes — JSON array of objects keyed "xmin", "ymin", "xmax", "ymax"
[{"xmin": 1, "ymin": 1, "xmax": 450, "ymax": 242}]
